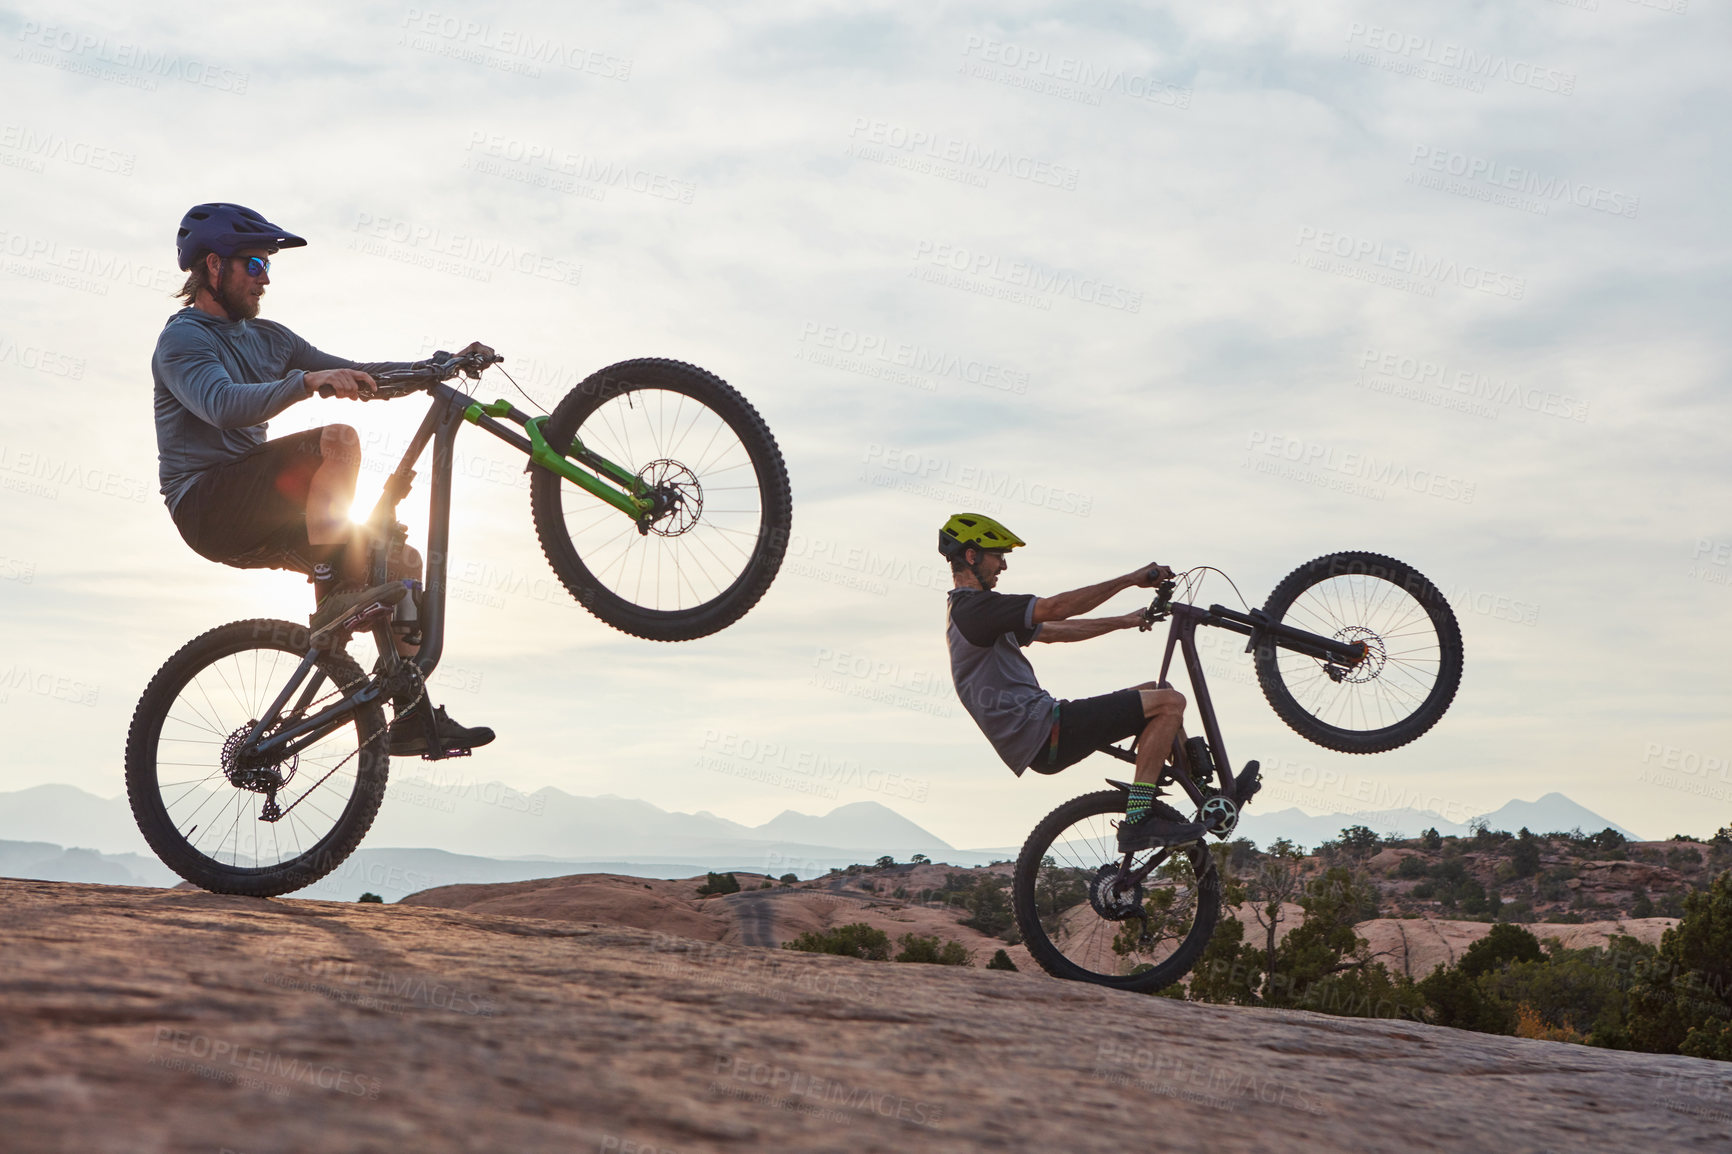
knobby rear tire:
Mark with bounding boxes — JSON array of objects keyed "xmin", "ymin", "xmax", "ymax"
[
  {"xmin": 1013, "ymin": 790, "xmax": 1221, "ymax": 993},
  {"xmin": 529, "ymin": 358, "xmax": 791, "ymax": 641},
  {"xmin": 125, "ymin": 619, "xmax": 389, "ymax": 897}
]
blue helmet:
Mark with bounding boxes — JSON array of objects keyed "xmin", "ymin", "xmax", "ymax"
[{"xmin": 176, "ymin": 203, "xmax": 306, "ymax": 271}]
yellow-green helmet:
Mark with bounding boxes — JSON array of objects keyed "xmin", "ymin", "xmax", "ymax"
[{"xmin": 938, "ymin": 513, "xmax": 1026, "ymax": 559}]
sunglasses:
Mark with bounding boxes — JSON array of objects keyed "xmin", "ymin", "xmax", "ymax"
[{"xmin": 234, "ymin": 255, "xmax": 271, "ymax": 277}]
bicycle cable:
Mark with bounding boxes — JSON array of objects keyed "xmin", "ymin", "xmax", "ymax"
[
  {"xmin": 493, "ymin": 363, "xmax": 549, "ymax": 414},
  {"xmin": 1174, "ymin": 565, "xmax": 1254, "ymax": 612}
]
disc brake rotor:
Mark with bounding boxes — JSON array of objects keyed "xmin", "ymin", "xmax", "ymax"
[
  {"xmin": 1331, "ymin": 625, "xmax": 1387, "ymax": 683},
  {"xmin": 637, "ymin": 459, "xmax": 703, "ymax": 536}
]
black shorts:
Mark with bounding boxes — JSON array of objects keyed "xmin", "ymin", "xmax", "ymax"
[
  {"xmin": 170, "ymin": 428, "xmax": 329, "ymax": 574},
  {"xmin": 1034, "ymin": 688, "xmax": 1147, "ymax": 774}
]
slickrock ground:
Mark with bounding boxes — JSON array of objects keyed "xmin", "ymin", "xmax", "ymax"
[
  {"xmin": 403, "ymin": 868, "xmax": 1039, "ymax": 967},
  {"xmin": 1356, "ymin": 915, "xmax": 1679, "ymax": 981},
  {"xmin": 3, "ymin": 879, "xmax": 1730, "ymax": 1154}
]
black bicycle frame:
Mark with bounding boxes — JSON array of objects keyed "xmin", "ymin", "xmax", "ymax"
[
  {"xmin": 245, "ymin": 380, "xmax": 551, "ymax": 764},
  {"xmin": 1120, "ymin": 601, "xmax": 1366, "ymax": 812}
]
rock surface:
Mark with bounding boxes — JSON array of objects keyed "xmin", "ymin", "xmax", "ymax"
[
  {"xmin": 1356, "ymin": 916, "xmax": 1680, "ymax": 981},
  {"xmin": 2, "ymin": 878, "xmax": 1729, "ymax": 1154}
]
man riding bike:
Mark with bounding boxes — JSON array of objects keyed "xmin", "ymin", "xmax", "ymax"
[
  {"xmin": 939, "ymin": 513, "xmax": 1206, "ymax": 852},
  {"xmin": 152, "ymin": 202, "xmax": 492, "ymax": 756}
]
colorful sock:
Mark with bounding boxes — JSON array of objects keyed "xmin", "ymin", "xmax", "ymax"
[
  {"xmin": 1126, "ymin": 782, "xmax": 1157, "ymax": 823},
  {"xmin": 303, "ymin": 541, "xmax": 350, "ymax": 604}
]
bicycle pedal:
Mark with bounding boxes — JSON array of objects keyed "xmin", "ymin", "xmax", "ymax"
[
  {"xmin": 1236, "ymin": 760, "xmax": 1262, "ymax": 805},
  {"xmin": 1184, "ymin": 736, "xmax": 1216, "ymax": 786}
]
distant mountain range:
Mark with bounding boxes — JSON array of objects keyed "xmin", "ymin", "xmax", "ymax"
[
  {"xmin": 1237, "ymin": 791, "xmax": 1642, "ymax": 850},
  {"xmin": 0, "ymin": 782, "xmax": 1641, "ymax": 899}
]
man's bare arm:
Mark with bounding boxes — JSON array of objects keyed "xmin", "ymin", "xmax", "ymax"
[
  {"xmin": 1032, "ymin": 563, "xmax": 1172, "ymax": 623},
  {"xmin": 1034, "ymin": 612, "xmax": 1148, "ymax": 643}
]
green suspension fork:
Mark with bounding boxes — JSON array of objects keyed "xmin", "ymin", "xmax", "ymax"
[{"xmin": 462, "ymin": 399, "xmax": 654, "ymax": 521}]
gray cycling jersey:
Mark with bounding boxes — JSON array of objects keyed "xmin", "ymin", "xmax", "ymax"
[
  {"xmin": 151, "ymin": 307, "xmax": 403, "ymax": 511},
  {"xmin": 946, "ymin": 588, "xmax": 1054, "ymax": 774}
]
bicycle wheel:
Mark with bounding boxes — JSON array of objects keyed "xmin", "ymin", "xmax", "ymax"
[
  {"xmin": 1013, "ymin": 790, "xmax": 1220, "ymax": 992},
  {"xmin": 1254, "ymin": 551, "xmax": 1463, "ymax": 754},
  {"xmin": 529, "ymin": 358, "xmax": 792, "ymax": 641},
  {"xmin": 124, "ymin": 619, "xmax": 389, "ymax": 896}
]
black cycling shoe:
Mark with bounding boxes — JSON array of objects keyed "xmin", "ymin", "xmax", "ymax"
[
  {"xmin": 309, "ymin": 581, "xmax": 406, "ymax": 645},
  {"xmin": 390, "ymin": 703, "xmax": 495, "ymax": 758},
  {"xmin": 1116, "ymin": 807, "xmax": 1208, "ymax": 853}
]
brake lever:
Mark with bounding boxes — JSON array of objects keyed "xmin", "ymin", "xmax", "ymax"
[{"xmin": 1140, "ymin": 579, "xmax": 1176, "ymax": 630}]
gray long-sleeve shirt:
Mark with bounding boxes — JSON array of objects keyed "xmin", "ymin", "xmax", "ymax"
[{"xmin": 151, "ymin": 307, "xmax": 406, "ymax": 511}]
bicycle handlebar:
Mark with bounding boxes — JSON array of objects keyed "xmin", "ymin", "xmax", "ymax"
[
  {"xmin": 1139, "ymin": 579, "xmax": 1175, "ymax": 630},
  {"xmin": 314, "ymin": 350, "xmax": 505, "ymax": 399}
]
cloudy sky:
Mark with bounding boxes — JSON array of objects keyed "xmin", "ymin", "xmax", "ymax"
[{"xmin": 0, "ymin": 0, "xmax": 1726, "ymax": 854}]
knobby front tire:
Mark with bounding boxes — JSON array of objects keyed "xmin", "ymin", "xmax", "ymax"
[
  {"xmin": 1254, "ymin": 551, "xmax": 1464, "ymax": 754},
  {"xmin": 124, "ymin": 619, "xmax": 389, "ymax": 897},
  {"xmin": 529, "ymin": 358, "xmax": 792, "ymax": 641},
  {"xmin": 1013, "ymin": 790, "xmax": 1221, "ymax": 992}
]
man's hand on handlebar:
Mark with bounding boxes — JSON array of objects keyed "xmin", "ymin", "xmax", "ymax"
[
  {"xmin": 1132, "ymin": 563, "xmax": 1175, "ymax": 587},
  {"xmin": 456, "ymin": 340, "xmax": 495, "ymax": 360},
  {"xmin": 305, "ymin": 368, "xmax": 377, "ymax": 400}
]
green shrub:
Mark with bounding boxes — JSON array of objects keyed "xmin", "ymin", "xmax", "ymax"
[
  {"xmin": 986, "ymin": 949, "xmax": 1018, "ymax": 972},
  {"xmin": 358, "ymin": 892, "xmax": 383, "ymax": 903},
  {"xmin": 783, "ymin": 923, "xmax": 890, "ymax": 960},
  {"xmin": 894, "ymin": 933, "xmax": 971, "ymax": 965},
  {"xmin": 696, "ymin": 872, "xmax": 741, "ymax": 896},
  {"xmin": 1458, "ymin": 924, "xmax": 1543, "ymax": 979}
]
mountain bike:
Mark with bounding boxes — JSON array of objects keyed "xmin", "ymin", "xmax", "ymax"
[
  {"xmin": 1011, "ymin": 553, "xmax": 1463, "ymax": 992},
  {"xmin": 125, "ymin": 351, "xmax": 791, "ymax": 896}
]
